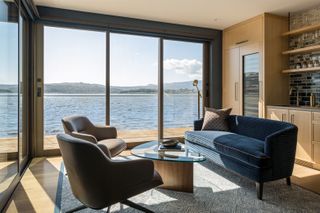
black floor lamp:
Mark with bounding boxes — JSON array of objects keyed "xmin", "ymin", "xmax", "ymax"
[{"xmin": 193, "ymin": 80, "xmax": 202, "ymax": 120}]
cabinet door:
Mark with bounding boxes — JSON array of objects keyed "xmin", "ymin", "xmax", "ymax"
[
  {"xmin": 223, "ymin": 16, "xmax": 263, "ymax": 50},
  {"xmin": 223, "ymin": 47, "xmax": 241, "ymax": 115},
  {"xmin": 314, "ymin": 143, "xmax": 320, "ymax": 164},
  {"xmin": 267, "ymin": 107, "xmax": 289, "ymax": 122},
  {"xmin": 312, "ymin": 112, "xmax": 320, "ymax": 163},
  {"xmin": 290, "ymin": 110, "xmax": 312, "ymax": 162}
]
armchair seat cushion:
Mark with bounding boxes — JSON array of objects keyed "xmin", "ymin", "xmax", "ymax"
[
  {"xmin": 185, "ymin": 131, "xmax": 271, "ymax": 168},
  {"xmin": 98, "ymin": 138, "xmax": 127, "ymax": 157}
]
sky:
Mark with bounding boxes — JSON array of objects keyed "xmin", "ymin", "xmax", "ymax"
[
  {"xmin": 1, "ymin": 25, "xmax": 203, "ymax": 86},
  {"xmin": 43, "ymin": 26, "xmax": 203, "ymax": 86},
  {"xmin": 0, "ymin": 22, "xmax": 18, "ymax": 85}
]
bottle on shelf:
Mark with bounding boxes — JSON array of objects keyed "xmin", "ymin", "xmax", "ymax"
[{"xmin": 310, "ymin": 93, "xmax": 316, "ymax": 107}]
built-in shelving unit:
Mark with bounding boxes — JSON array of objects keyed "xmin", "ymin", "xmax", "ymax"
[
  {"xmin": 282, "ymin": 23, "xmax": 320, "ymax": 74},
  {"xmin": 282, "ymin": 44, "xmax": 320, "ymax": 55},
  {"xmin": 282, "ymin": 23, "xmax": 320, "ymax": 36},
  {"xmin": 282, "ymin": 67, "xmax": 320, "ymax": 74}
]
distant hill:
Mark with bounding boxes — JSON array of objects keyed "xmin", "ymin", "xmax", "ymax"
[
  {"xmin": 44, "ymin": 82, "xmax": 105, "ymax": 94},
  {"xmin": 0, "ymin": 85, "xmax": 18, "ymax": 93},
  {"xmin": 0, "ymin": 80, "xmax": 203, "ymax": 94}
]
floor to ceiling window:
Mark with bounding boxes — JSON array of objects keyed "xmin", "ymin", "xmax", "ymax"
[
  {"xmin": 0, "ymin": 0, "xmax": 30, "ymax": 206},
  {"xmin": 40, "ymin": 25, "xmax": 206, "ymax": 151},
  {"xmin": 110, "ymin": 33, "xmax": 158, "ymax": 142},
  {"xmin": 43, "ymin": 26, "xmax": 106, "ymax": 150},
  {"xmin": 163, "ymin": 40, "xmax": 203, "ymax": 138},
  {"xmin": 0, "ymin": 0, "xmax": 19, "ymax": 198}
]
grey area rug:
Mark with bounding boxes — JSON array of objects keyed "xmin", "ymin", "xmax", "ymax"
[{"xmin": 55, "ymin": 157, "xmax": 320, "ymax": 213}]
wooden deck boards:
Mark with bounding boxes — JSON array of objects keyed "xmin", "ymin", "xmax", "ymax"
[{"xmin": 0, "ymin": 127, "xmax": 191, "ymax": 152}]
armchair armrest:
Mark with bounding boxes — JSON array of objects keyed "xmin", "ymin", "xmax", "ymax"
[
  {"xmin": 264, "ymin": 126, "xmax": 298, "ymax": 177},
  {"xmin": 194, "ymin": 119, "xmax": 204, "ymax": 131},
  {"xmin": 71, "ymin": 131, "xmax": 97, "ymax": 143},
  {"xmin": 112, "ymin": 159, "xmax": 155, "ymax": 188},
  {"xmin": 88, "ymin": 126, "xmax": 117, "ymax": 140}
]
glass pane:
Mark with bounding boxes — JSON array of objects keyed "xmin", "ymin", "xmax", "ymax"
[
  {"xmin": 163, "ymin": 40, "xmax": 203, "ymax": 138},
  {"xmin": 0, "ymin": 0, "xmax": 18, "ymax": 196},
  {"xmin": 19, "ymin": 13, "xmax": 28, "ymax": 164},
  {"xmin": 243, "ymin": 53, "xmax": 259, "ymax": 117},
  {"xmin": 44, "ymin": 26, "xmax": 106, "ymax": 150},
  {"xmin": 110, "ymin": 33, "xmax": 158, "ymax": 142}
]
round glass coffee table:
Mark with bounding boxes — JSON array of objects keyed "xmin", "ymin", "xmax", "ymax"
[{"xmin": 131, "ymin": 141, "xmax": 205, "ymax": 193}]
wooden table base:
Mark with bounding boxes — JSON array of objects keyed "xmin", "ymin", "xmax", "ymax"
[{"xmin": 153, "ymin": 160, "xmax": 193, "ymax": 193}]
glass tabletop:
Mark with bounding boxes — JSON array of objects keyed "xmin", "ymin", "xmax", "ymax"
[{"xmin": 131, "ymin": 141, "xmax": 206, "ymax": 163}]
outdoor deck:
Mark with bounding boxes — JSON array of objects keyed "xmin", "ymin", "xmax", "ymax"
[{"xmin": 0, "ymin": 127, "xmax": 192, "ymax": 153}]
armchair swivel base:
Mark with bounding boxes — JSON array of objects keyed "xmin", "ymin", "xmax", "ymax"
[{"xmin": 66, "ymin": 199, "xmax": 154, "ymax": 213}]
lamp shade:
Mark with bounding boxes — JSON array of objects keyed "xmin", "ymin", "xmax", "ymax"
[{"xmin": 193, "ymin": 79, "xmax": 198, "ymax": 86}]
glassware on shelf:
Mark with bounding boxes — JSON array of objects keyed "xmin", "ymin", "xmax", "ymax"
[
  {"xmin": 307, "ymin": 60, "xmax": 314, "ymax": 68},
  {"xmin": 295, "ymin": 63, "xmax": 301, "ymax": 69},
  {"xmin": 302, "ymin": 61, "xmax": 308, "ymax": 68},
  {"xmin": 315, "ymin": 30, "xmax": 320, "ymax": 45}
]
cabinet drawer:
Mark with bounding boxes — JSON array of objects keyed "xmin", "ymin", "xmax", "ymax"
[
  {"xmin": 266, "ymin": 107, "xmax": 289, "ymax": 122},
  {"xmin": 313, "ymin": 123, "xmax": 320, "ymax": 142},
  {"xmin": 312, "ymin": 112, "xmax": 320, "ymax": 121},
  {"xmin": 314, "ymin": 143, "xmax": 320, "ymax": 163}
]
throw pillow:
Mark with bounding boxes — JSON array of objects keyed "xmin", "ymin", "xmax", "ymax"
[{"xmin": 201, "ymin": 108, "xmax": 232, "ymax": 131}]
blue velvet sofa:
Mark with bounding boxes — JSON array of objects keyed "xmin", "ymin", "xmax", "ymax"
[{"xmin": 185, "ymin": 115, "xmax": 298, "ymax": 199}]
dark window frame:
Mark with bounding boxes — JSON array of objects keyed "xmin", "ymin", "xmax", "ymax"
[{"xmin": 33, "ymin": 6, "xmax": 222, "ymax": 155}]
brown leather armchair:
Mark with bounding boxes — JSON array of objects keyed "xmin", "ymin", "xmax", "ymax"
[
  {"xmin": 57, "ymin": 134, "xmax": 162, "ymax": 213},
  {"xmin": 61, "ymin": 115, "xmax": 126, "ymax": 157}
]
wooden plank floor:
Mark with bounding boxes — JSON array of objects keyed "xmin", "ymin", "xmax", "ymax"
[
  {"xmin": 4, "ymin": 154, "xmax": 320, "ymax": 212},
  {"xmin": 5, "ymin": 157, "xmax": 62, "ymax": 213}
]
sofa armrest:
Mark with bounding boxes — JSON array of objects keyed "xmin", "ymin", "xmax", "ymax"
[
  {"xmin": 194, "ymin": 119, "xmax": 204, "ymax": 131},
  {"xmin": 264, "ymin": 126, "xmax": 298, "ymax": 177}
]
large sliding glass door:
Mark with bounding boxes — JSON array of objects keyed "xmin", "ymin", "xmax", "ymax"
[
  {"xmin": 110, "ymin": 33, "xmax": 158, "ymax": 142},
  {"xmin": 43, "ymin": 26, "xmax": 106, "ymax": 150},
  {"xmin": 18, "ymin": 9, "xmax": 29, "ymax": 167},
  {"xmin": 0, "ymin": 0, "xmax": 30, "ymax": 207},
  {"xmin": 39, "ymin": 25, "xmax": 206, "ymax": 153},
  {"xmin": 163, "ymin": 40, "xmax": 203, "ymax": 138}
]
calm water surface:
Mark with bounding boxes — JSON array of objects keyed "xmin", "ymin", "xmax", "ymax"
[{"xmin": 0, "ymin": 94, "xmax": 201, "ymax": 137}]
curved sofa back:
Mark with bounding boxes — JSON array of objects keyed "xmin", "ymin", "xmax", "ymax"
[{"xmin": 228, "ymin": 115, "xmax": 296, "ymax": 141}]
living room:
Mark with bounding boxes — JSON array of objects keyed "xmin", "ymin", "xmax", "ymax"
[{"xmin": 1, "ymin": 0, "xmax": 320, "ymax": 212}]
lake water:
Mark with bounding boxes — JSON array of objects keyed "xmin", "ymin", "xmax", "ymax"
[{"xmin": 0, "ymin": 94, "xmax": 201, "ymax": 137}]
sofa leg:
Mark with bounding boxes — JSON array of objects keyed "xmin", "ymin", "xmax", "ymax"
[
  {"xmin": 256, "ymin": 182, "xmax": 263, "ymax": 200},
  {"xmin": 286, "ymin": 177, "xmax": 291, "ymax": 186}
]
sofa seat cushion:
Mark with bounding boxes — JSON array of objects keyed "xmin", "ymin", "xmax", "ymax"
[
  {"xmin": 185, "ymin": 131, "xmax": 271, "ymax": 168},
  {"xmin": 213, "ymin": 134, "xmax": 271, "ymax": 168},
  {"xmin": 185, "ymin": 130, "xmax": 233, "ymax": 150}
]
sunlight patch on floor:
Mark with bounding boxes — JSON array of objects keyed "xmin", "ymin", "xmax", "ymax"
[
  {"xmin": 194, "ymin": 163, "xmax": 241, "ymax": 191},
  {"xmin": 293, "ymin": 164, "xmax": 320, "ymax": 178},
  {"xmin": 19, "ymin": 169, "xmax": 55, "ymax": 212}
]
